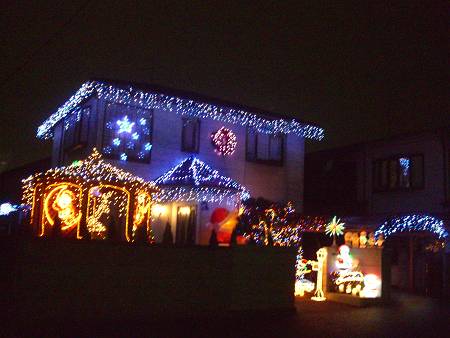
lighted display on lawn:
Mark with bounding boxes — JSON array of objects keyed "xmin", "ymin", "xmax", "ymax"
[{"xmin": 22, "ymin": 149, "xmax": 158, "ymax": 242}]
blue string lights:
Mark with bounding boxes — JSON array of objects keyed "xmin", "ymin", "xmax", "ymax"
[
  {"xmin": 37, "ymin": 80, "xmax": 324, "ymax": 141},
  {"xmin": 374, "ymin": 214, "xmax": 448, "ymax": 239},
  {"xmin": 153, "ymin": 156, "xmax": 249, "ymax": 204}
]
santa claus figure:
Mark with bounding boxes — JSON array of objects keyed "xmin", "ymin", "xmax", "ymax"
[{"xmin": 208, "ymin": 207, "xmax": 238, "ymax": 244}]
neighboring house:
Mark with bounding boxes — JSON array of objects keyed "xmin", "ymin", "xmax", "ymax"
[
  {"xmin": 0, "ymin": 157, "xmax": 51, "ymax": 204},
  {"xmin": 304, "ymin": 128, "xmax": 450, "ymax": 296},
  {"xmin": 36, "ymin": 79, "xmax": 324, "ymax": 244},
  {"xmin": 305, "ymin": 128, "xmax": 450, "ymax": 220}
]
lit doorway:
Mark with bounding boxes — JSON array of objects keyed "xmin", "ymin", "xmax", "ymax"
[{"xmin": 176, "ymin": 206, "xmax": 197, "ymax": 245}]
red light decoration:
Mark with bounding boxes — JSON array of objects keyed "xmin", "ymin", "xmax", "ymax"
[{"xmin": 211, "ymin": 127, "xmax": 237, "ymax": 156}]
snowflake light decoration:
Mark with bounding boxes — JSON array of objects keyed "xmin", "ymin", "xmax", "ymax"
[
  {"xmin": 211, "ymin": 127, "xmax": 237, "ymax": 156},
  {"xmin": 325, "ymin": 216, "xmax": 345, "ymax": 237}
]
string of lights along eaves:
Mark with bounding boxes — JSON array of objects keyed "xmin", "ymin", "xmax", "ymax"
[{"xmin": 37, "ymin": 80, "xmax": 325, "ymax": 140}]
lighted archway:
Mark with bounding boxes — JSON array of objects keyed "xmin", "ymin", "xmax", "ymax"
[
  {"xmin": 22, "ymin": 148, "xmax": 158, "ymax": 243},
  {"xmin": 374, "ymin": 214, "xmax": 448, "ymax": 240},
  {"xmin": 86, "ymin": 185, "xmax": 131, "ymax": 241},
  {"xmin": 40, "ymin": 182, "xmax": 83, "ymax": 238}
]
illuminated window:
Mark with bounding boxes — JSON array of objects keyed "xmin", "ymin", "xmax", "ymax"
[
  {"xmin": 181, "ymin": 118, "xmax": 200, "ymax": 153},
  {"xmin": 102, "ymin": 103, "xmax": 153, "ymax": 163},
  {"xmin": 246, "ymin": 129, "xmax": 284, "ymax": 165},
  {"xmin": 373, "ymin": 155, "xmax": 424, "ymax": 191}
]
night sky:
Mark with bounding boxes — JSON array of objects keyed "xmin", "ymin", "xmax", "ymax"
[{"xmin": 1, "ymin": 1, "xmax": 447, "ymax": 171}]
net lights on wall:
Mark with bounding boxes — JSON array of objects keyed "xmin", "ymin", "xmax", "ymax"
[
  {"xmin": 36, "ymin": 80, "xmax": 324, "ymax": 141},
  {"xmin": 374, "ymin": 214, "xmax": 448, "ymax": 240}
]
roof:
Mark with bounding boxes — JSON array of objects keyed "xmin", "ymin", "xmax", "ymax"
[
  {"xmin": 152, "ymin": 156, "xmax": 249, "ymax": 203},
  {"xmin": 37, "ymin": 79, "xmax": 324, "ymax": 141}
]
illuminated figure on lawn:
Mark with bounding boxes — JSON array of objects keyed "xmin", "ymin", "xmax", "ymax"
[
  {"xmin": 311, "ymin": 247, "xmax": 327, "ymax": 301},
  {"xmin": 330, "ymin": 245, "xmax": 364, "ymax": 295},
  {"xmin": 294, "ymin": 247, "xmax": 315, "ymax": 297}
]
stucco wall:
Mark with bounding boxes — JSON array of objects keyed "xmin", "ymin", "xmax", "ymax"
[{"xmin": 53, "ymin": 101, "xmax": 306, "ymax": 207}]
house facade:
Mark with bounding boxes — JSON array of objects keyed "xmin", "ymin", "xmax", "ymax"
[
  {"xmin": 304, "ymin": 128, "xmax": 450, "ymax": 297},
  {"xmin": 38, "ymin": 79, "xmax": 324, "ymax": 244},
  {"xmin": 305, "ymin": 128, "xmax": 450, "ymax": 219}
]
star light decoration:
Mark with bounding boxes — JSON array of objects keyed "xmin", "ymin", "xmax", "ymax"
[
  {"xmin": 374, "ymin": 214, "xmax": 448, "ymax": 239},
  {"xmin": 211, "ymin": 127, "xmax": 237, "ymax": 156},
  {"xmin": 116, "ymin": 115, "xmax": 135, "ymax": 134},
  {"xmin": 152, "ymin": 156, "xmax": 249, "ymax": 206},
  {"xmin": 36, "ymin": 80, "xmax": 324, "ymax": 141}
]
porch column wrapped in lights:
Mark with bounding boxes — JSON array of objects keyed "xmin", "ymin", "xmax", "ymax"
[
  {"xmin": 22, "ymin": 148, "xmax": 159, "ymax": 243},
  {"xmin": 152, "ymin": 156, "xmax": 249, "ymax": 206}
]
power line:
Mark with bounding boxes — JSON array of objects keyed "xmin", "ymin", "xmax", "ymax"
[{"xmin": 0, "ymin": 0, "xmax": 92, "ymax": 92}]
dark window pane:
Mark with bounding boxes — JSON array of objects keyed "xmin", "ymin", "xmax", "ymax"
[
  {"xmin": 246, "ymin": 129, "xmax": 283, "ymax": 164},
  {"xmin": 389, "ymin": 159, "xmax": 398, "ymax": 188},
  {"xmin": 257, "ymin": 134, "xmax": 269, "ymax": 160},
  {"xmin": 182, "ymin": 118, "xmax": 199, "ymax": 152},
  {"xmin": 246, "ymin": 129, "xmax": 257, "ymax": 160},
  {"xmin": 80, "ymin": 108, "xmax": 90, "ymax": 143},
  {"xmin": 269, "ymin": 135, "xmax": 283, "ymax": 161},
  {"xmin": 380, "ymin": 160, "xmax": 388, "ymax": 189},
  {"xmin": 411, "ymin": 155, "xmax": 424, "ymax": 188}
]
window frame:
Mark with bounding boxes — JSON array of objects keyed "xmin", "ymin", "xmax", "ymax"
[
  {"xmin": 181, "ymin": 117, "xmax": 200, "ymax": 153},
  {"xmin": 372, "ymin": 153, "xmax": 424, "ymax": 193},
  {"xmin": 245, "ymin": 128, "xmax": 284, "ymax": 166},
  {"xmin": 62, "ymin": 107, "xmax": 91, "ymax": 163}
]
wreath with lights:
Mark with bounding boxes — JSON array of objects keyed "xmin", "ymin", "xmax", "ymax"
[{"xmin": 211, "ymin": 127, "xmax": 237, "ymax": 156}]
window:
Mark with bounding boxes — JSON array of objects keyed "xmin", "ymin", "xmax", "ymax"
[
  {"xmin": 102, "ymin": 103, "xmax": 153, "ymax": 163},
  {"xmin": 62, "ymin": 107, "xmax": 90, "ymax": 163},
  {"xmin": 181, "ymin": 118, "xmax": 200, "ymax": 153},
  {"xmin": 63, "ymin": 107, "xmax": 90, "ymax": 151},
  {"xmin": 373, "ymin": 155, "xmax": 424, "ymax": 191},
  {"xmin": 246, "ymin": 129, "xmax": 284, "ymax": 164}
]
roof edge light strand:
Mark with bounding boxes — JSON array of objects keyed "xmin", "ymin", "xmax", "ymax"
[{"xmin": 37, "ymin": 81, "xmax": 325, "ymax": 140}]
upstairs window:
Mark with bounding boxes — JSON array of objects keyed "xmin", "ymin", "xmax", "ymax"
[
  {"xmin": 373, "ymin": 155, "xmax": 424, "ymax": 192},
  {"xmin": 181, "ymin": 118, "xmax": 200, "ymax": 153},
  {"xmin": 102, "ymin": 103, "xmax": 153, "ymax": 163},
  {"xmin": 246, "ymin": 129, "xmax": 284, "ymax": 165},
  {"xmin": 63, "ymin": 107, "xmax": 90, "ymax": 151}
]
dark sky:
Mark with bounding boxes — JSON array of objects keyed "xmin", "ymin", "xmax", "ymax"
[{"xmin": 0, "ymin": 1, "xmax": 448, "ymax": 171}]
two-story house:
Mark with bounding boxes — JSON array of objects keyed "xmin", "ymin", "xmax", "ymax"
[
  {"xmin": 304, "ymin": 128, "xmax": 450, "ymax": 297},
  {"xmin": 37, "ymin": 79, "xmax": 324, "ymax": 244}
]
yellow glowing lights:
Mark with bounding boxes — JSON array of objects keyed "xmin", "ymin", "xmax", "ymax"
[
  {"xmin": 325, "ymin": 216, "xmax": 345, "ymax": 237},
  {"xmin": 361, "ymin": 274, "xmax": 382, "ymax": 298},
  {"xmin": 178, "ymin": 206, "xmax": 191, "ymax": 216},
  {"xmin": 23, "ymin": 148, "xmax": 158, "ymax": 242},
  {"xmin": 41, "ymin": 183, "xmax": 82, "ymax": 237},
  {"xmin": 151, "ymin": 203, "xmax": 167, "ymax": 217},
  {"xmin": 311, "ymin": 248, "xmax": 327, "ymax": 302}
]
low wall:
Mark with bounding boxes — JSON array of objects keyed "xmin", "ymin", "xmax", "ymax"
[{"xmin": 2, "ymin": 239, "xmax": 296, "ymax": 323}]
